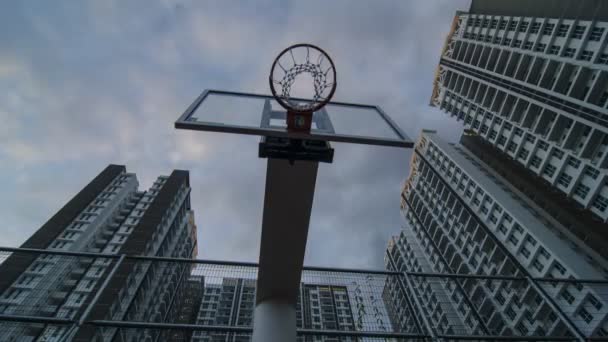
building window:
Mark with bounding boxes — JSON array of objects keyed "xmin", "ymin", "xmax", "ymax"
[
  {"xmin": 567, "ymin": 157, "xmax": 581, "ymax": 168},
  {"xmin": 506, "ymin": 306, "xmax": 517, "ymax": 320},
  {"xmin": 588, "ymin": 295, "xmax": 603, "ymax": 310},
  {"xmin": 530, "ymin": 22, "xmax": 541, "ymax": 33},
  {"xmin": 465, "ymin": 189, "xmax": 473, "ymax": 198},
  {"xmin": 508, "ymin": 21, "xmax": 518, "ymax": 31},
  {"xmin": 507, "ymin": 142, "xmax": 517, "ymax": 152},
  {"xmin": 513, "ymin": 224, "xmax": 524, "ymax": 234},
  {"xmin": 578, "ymin": 307, "xmax": 593, "ymax": 324},
  {"xmin": 525, "ymin": 134, "xmax": 536, "ymax": 143},
  {"xmin": 548, "ymin": 45, "xmax": 560, "ymax": 55},
  {"xmin": 543, "ymin": 23, "xmax": 555, "ymax": 35},
  {"xmin": 530, "ymin": 156, "xmax": 542, "ymax": 168},
  {"xmin": 574, "ymin": 184, "xmax": 590, "ymax": 199},
  {"xmin": 543, "ymin": 164, "xmax": 556, "ymax": 177},
  {"xmin": 556, "ymin": 24, "xmax": 569, "ymax": 37},
  {"xmin": 584, "ymin": 167, "xmax": 599, "ymax": 179},
  {"xmin": 538, "ymin": 141, "xmax": 549, "ymax": 150},
  {"xmin": 552, "ymin": 149, "xmax": 564, "ymax": 159},
  {"xmin": 498, "ymin": 136, "xmax": 507, "ymax": 146},
  {"xmin": 518, "ymin": 148, "xmax": 529, "ymax": 160},
  {"xmin": 539, "ymin": 247, "xmax": 550, "ymax": 259},
  {"xmin": 521, "ymin": 247, "xmax": 531, "ymax": 258},
  {"xmin": 508, "ymin": 235, "xmax": 519, "ymax": 246},
  {"xmin": 554, "ymin": 262, "xmax": 566, "ymax": 275},
  {"xmin": 526, "ymin": 235, "xmax": 537, "ymax": 246},
  {"xmin": 535, "ymin": 43, "xmax": 547, "ymax": 52},
  {"xmin": 490, "ymin": 19, "xmax": 498, "ymax": 29},
  {"xmin": 495, "ymin": 292, "xmax": 505, "ymax": 305},
  {"xmin": 498, "ymin": 224, "xmax": 508, "ymax": 235},
  {"xmin": 589, "ymin": 27, "xmax": 605, "ymax": 41},
  {"xmin": 557, "ymin": 173, "xmax": 572, "ymax": 187},
  {"xmin": 600, "ymin": 54, "xmax": 608, "ymax": 65},
  {"xmin": 518, "ymin": 22, "xmax": 528, "ymax": 32},
  {"xmin": 578, "ymin": 50, "xmax": 594, "ymax": 61},
  {"xmin": 523, "ymin": 41, "xmax": 533, "ymax": 50},
  {"xmin": 533, "ymin": 259, "xmax": 544, "ymax": 272},
  {"xmin": 568, "ymin": 276, "xmax": 583, "ymax": 292},
  {"xmin": 503, "ymin": 38, "xmax": 512, "ymax": 46},
  {"xmin": 514, "ymin": 128, "xmax": 523, "ymax": 136},
  {"xmin": 564, "ymin": 48, "xmax": 576, "ymax": 58},
  {"xmin": 562, "ymin": 290, "xmax": 575, "ymax": 304},
  {"xmin": 592, "ymin": 195, "xmax": 608, "ymax": 212},
  {"xmin": 571, "ymin": 25, "xmax": 586, "ymax": 39}
]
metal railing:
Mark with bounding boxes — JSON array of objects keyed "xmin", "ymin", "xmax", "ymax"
[{"xmin": 0, "ymin": 246, "xmax": 607, "ymax": 341}]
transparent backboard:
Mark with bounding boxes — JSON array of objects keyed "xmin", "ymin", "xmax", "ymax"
[{"xmin": 175, "ymin": 90, "xmax": 413, "ymax": 148}]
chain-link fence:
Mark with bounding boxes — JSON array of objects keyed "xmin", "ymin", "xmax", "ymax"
[{"xmin": 0, "ymin": 247, "xmax": 607, "ymax": 341}]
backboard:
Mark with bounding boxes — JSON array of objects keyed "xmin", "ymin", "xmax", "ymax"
[{"xmin": 175, "ymin": 89, "xmax": 414, "ymax": 148}]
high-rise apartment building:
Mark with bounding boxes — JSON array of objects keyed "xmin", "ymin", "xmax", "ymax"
[
  {"xmin": 0, "ymin": 164, "xmax": 198, "ymax": 342},
  {"xmin": 192, "ymin": 278, "xmax": 359, "ymax": 342},
  {"xmin": 430, "ymin": 0, "xmax": 608, "ymax": 225},
  {"xmin": 385, "ymin": 130, "xmax": 608, "ymax": 338},
  {"xmin": 192, "ymin": 278, "xmax": 256, "ymax": 342},
  {"xmin": 297, "ymin": 283, "xmax": 357, "ymax": 341}
]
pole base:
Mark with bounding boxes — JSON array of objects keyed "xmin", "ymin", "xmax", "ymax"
[{"xmin": 252, "ymin": 299, "xmax": 296, "ymax": 342}]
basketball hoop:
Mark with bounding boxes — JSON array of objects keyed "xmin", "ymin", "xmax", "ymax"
[{"xmin": 269, "ymin": 44, "xmax": 337, "ymax": 132}]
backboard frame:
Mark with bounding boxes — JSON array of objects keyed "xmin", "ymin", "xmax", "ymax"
[{"xmin": 175, "ymin": 89, "xmax": 414, "ymax": 148}]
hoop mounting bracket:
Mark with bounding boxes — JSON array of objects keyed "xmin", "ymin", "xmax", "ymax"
[
  {"xmin": 286, "ymin": 111, "xmax": 313, "ymax": 132},
  {"xmin": 259, "ymin": 136, "xmax": 334, "ymax": 163}
]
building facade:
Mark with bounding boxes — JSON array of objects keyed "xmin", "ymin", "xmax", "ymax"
[
  {"xmin": 385, "ymin": 131, "xmax": 608, "ymax": 339},
  {"xmin": 191, "ymin": 278, "xmax": 358, "ymax": 342},
  {"xmin": 0, "ymin": 164, "xmax": 198, "ymax": 342},
  {"xmin": 431, "ymin": 0, "xmax": 608, "ymax": 225}
]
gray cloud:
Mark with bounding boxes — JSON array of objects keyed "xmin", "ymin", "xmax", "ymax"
[{"xmin": 0, "ymin": 0, "xmax": 467, "ymax": 268}]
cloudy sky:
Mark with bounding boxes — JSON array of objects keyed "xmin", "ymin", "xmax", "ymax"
[{"xmin": 1, "ymin": 0, "xmax": 466, "ymax": 269}]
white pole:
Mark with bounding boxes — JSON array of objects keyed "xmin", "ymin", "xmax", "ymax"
[
  {"xmin": 252, "ymin": 299, "xmax": 296, "ymax": 342},
  {"xmin": 253, "ymin": 158, "xmax": 319, "ymax": 341}
]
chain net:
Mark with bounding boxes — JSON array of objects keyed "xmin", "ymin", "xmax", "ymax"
[{"xmin": 272, "ymin": 46, "xmax": 335, "ymax": 112}]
